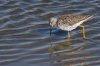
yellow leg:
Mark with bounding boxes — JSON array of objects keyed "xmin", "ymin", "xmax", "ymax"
[
  {"xmin": 80, "ymin": 25, "xmax": 86, "ymax": 39},
  {"xmin": 68, "ymin": 31, "xmax": 70, "ymax": 41}
]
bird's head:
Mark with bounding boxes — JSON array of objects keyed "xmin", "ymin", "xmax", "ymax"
[{"xmin": 49, "ymin": 17, "xmax": 57, "ymax": 27}]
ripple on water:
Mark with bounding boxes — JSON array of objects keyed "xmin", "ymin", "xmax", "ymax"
[{"xmin": 0, "ymin": 0, "xmax": 100, "ymax": 66}]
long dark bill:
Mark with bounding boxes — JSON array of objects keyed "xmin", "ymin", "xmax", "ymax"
[
  {"xmin": 50, "ymin": 27, "xmax": 52, "ymax": 37},
  {"xmin": 49, "ymin": 19, "xmax": 52, "ymax": 37}
]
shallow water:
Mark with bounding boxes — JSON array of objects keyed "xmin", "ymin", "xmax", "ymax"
[{"xmin": 0, "ymin": 0, "xmax": 100, "ymax": 66}]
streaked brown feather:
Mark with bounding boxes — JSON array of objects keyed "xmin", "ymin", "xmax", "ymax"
[{"xmin": 57, "ymin": 14, "xmax": 91, "ymax": 26}]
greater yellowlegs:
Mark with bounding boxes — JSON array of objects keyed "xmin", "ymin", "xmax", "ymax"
[{"xmin": 49, "ymin": 14, "xmax": 93, "ymax": 41}]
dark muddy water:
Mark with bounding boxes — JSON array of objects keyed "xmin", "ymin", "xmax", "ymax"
[{"xmin": 0, "ymin": 0, "xmax": 100, "ymax": 66}]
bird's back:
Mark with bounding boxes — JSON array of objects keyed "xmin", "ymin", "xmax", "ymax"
[{"xmin": 57, "ymin": 14, "xmax": 91, "ymax": 26}]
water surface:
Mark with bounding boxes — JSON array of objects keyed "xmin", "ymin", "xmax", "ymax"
[{"xmin": 0, "ymin": 0, "xmax": 100, "ymax": 66}]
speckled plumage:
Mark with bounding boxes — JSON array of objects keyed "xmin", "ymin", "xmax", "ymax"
[
  {"xmin": 57, "ymin": 14, "xmax": 91, "ymax": 26},
  {"xmin": 50, "ymin": 14, "xmax": 93, "ymax": 31}
]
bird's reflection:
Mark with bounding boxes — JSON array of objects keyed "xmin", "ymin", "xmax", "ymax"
[{"xmin": 48, "ymin": 38, "xmax": 94, "ymax": 66}]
